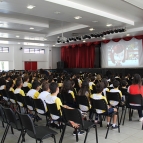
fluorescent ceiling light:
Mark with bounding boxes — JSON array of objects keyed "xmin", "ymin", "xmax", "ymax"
[
  {"xmin": 89, "ymin": 28, "xmax": 94, "ymax": 31},
  {"xmin": 18, "ymin": 43, "xmax": 21, "ymax": 44},
  {"xmin": 102, "ymin": 37, "xmax": 106, "ymax": 40},
  {"xmin": 27, "ymin": 5, "xmax": 35, "ymax": 9},
  {"xmin": 126, "ymin": 34, "xmax": 130, "ymax": 36},
  {"xmin": 123, "ymin": 0, "xmax": 143, "ymax": 10},
  {"xmin": 53, "ymin": 45, "xmax": 55, "ymax": 46},
  {"xmin": 106, "ymin": 24, "xmax": 112, "ymax": 27},
  {"xmin": 74, "ymin": 16, "xmax": 82, "ymax": 19},
  {"xmin": 45, "ymin": 0, "xmax": 134, "ymax": 25},
  {"xmin": 0, "ymin": 41, "xmax": 9, "ymax": 44},
  {"xmin": 83, "ymin": 40, "xmax": 86, "ymax": 43},
  {"xmin": 30, "ymin": 27, "xmax": 34, "ymax": 29},
  {"xmin": 16, "ymin": 35, "xmax": 19, "ymax": 38}
]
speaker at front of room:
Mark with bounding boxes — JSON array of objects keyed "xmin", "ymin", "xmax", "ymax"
[{"xmin": 57, "ymin": 61, "xmax": 64, "ymax": 69}]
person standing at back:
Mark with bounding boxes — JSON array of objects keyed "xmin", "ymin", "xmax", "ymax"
[{"xmin": 128, "ymin": 74, "xmax": 143, "ymax": 121}]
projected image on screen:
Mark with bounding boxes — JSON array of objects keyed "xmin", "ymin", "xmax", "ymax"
[{"xmin": 108, "ymin": 43, "xmax": 139, "ymax": 67}]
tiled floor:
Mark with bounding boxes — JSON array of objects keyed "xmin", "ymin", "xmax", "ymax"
[{"xmin": 0, "ymin": 110, "xmax": 143, "ymax": 143}]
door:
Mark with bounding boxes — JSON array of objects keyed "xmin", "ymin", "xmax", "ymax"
[{"xmin": 24, "ymin": 61, "xmax": 37, "ymax": 71}]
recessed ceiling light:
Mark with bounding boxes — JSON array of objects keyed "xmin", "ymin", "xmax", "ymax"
[
  {"xmin": 89, "ymin": 28, "xmax": 94, "ymax": 31},
  {"xmin": 92, "ymin": 21, "xmax": 98, "ymax": 23},
  {"xmin": 106, "ymin": 24, "xmax": 112, "ymax": 27},
  {"xmin": 74, "ymin": 16, "xmax": 82, "ymax": 20},
  {"xmin": 18, "ymin": 43, "xmax": 21, "ymax": 44},
  {"xmin": 54, "ymin": 11, "xmax": 61, "ymax": 14},
  {"xmin": 53, "ymin": 45, "xmax": 55, "ymax": 47},
  {"xmin": 30, "ymin": 27, "xmax": 34, "ymax": 30},
  {"xmin": 16, "ymin": 35, "xmax": 19, "ymax": 38},
  {"xmin": 27, "ymin": 5, "xmax": 35, "ymax": 9},
  {"xmin": 83, "ymin": 40, "xmax": 86, "ymax": 43},
  {"xmin": 126, "ymin": 34, "xmax": 130, "ymax": 36}
]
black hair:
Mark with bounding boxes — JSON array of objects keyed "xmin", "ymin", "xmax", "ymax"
[
  {"xmin": 78, "ymin": 80, "xmax": 90, "ymax": 96},
  {"xmin": 16, "ymin": 79, "xmax": 22, "ymax": 87},
  {"xmin": 32, "ymin": 81, "xmax": 41, "ymax": 89},
  {"xmin": 121, "ymin": 80, "xmax": 127, "ymax": 87},
  {"xmin": 113, "ymin": 80, "xmax": 119, "ymax": 88},
  {"xmin": 90, "ymin": 76, "xmax": 95, "ymax": 82},
  {"xmin": 132, "ymin": 74, "xmax": 142, "ymax": 88},
  {"xmin": 49, "ymin": 82, "xmax": 58, "ymax": 94},
  {"xmin": 6, "ymin": 79, "xmax": 14, "ymax": 91},
  {"xmin": 96, "ymin": 82, "xmax": 104, "ymax": 93}
]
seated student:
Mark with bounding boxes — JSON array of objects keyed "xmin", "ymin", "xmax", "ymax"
[
  {"xmin": 46, "ymin": 82, "xmax": 84, "ymax": 135},
  {"xmin": 61, "ymin": 80, "xmax": 75, "ymax": 103},
  {"xmin": 26, "ymin": 81, "xmax": 40, "ymax": 99},
  {"xmin": 101, "ymin": 78, "xmax": 109, "ymax": 97},
  {"xmin": 46, "ymin": 82, "xmax": 63, "ymax": 120},
  {"xmin": 110, "ymin": 80, "xmax": 123, "ymax": 106},
  {"xmin": 89, "ymin": 76, "xmax": 95, "ymax": 90},
  {"xmin": 128, "ymin": 74, "xmax": 143, "ymax": 121},
  {"xmin": 90, "ymin": 82, "xmax": 118, "ymax": 129},
  {"xmin": 14, "ymin": 79, "xmax": 25, "ymax": 96},
  {"xmin": 78, "ymin": 80, "xmax": 91, "ymax": 101},
  {"xmin": 23, "ymin": 75, "xmax": 32, "ymax": 89},
  {"xmin": 38, "ymin": 82, "xmax": 50, "ymax": 113}
]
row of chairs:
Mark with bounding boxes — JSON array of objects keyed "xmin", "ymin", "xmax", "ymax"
[{"xmin": 0, "ymin": 105, "xmax": 57, "ymax": 143}]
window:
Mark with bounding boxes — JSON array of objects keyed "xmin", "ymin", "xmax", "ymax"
[
  {"xmin": 0, "ymin": 61, "xmax": 9, "ymax": 71},
  {"xmin": 0, "ymin": 47, "xmax": 9, "ymax": 53},
  {"xmin": 24, "ymin": 48, "xmax": 45, "ymax": 54}
]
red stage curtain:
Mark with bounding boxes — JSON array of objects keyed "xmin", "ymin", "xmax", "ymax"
[{"xmin": 61, "ymin": 43, "xmax": 96, "ymax": 68}]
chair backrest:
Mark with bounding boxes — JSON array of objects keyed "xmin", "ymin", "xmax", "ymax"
[
  {"xmin": 2, "ymin": 107, "xmax": 19, "ymax": 129},
  {"xmin": 106, "ymin": 91, "xmax": 121, "ymax": 104},
  {"xmin": 128, "ymin": 94, "xmax": 142, "ymax": 105},
  {"xmin": 33, "ymin": 99, "xmax": 46, "ymax": 113},
  {"xmin": 120, "ymin": 88, "xmax": 127, "ymax": 95},
  {"xmin": 8, "ymin": 91, "xmax": 16, "ymax": 103},
  {"xmin": 46, "ymin": 103, "xmax": 61, "ymax": 117},
  {"xmin": 61, "ymin": 92, "xmax": 75, "ymax": 105},
  {"xmin": 0, "ymin": 105, "xmax": 6, "ymax": 122},
  {"xmin": 76, "ymin": 95, "xmax": 90, "ymax": 109},
  {"xmin": 15, "ymin": 93, "xmax": 26, "ymax": 107},
  {"xmin": 90, "ymin": 98, "xmax": 108, "ymax": 114},
  {"xmin": 22, "ymin": 87, "xmax": 30, "ymax": 94},
  {"xmin": 60, "ymin": 106, "xmax": 84, "ymax": 128},
  {"xmin": 24, "ymin": 96, "xmax": 35, "ymax": 110},
  {"xmin": 1, "ymin": 89, "xmax": 8, "ymax": 98},
  {"xmin": 18, "ymin": 113, "xmax": 36, "ymax": 135}
]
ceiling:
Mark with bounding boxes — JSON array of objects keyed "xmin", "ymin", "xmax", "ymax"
[{"xmin": 0, "ymin": 0, "xmax": 142, "ymax": 46}]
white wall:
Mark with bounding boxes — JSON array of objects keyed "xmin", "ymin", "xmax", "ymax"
[{"xmin": 0, "ymin": 44, "xmax": 61, "ymax": 70}]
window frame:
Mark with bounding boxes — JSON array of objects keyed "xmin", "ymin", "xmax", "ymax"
[{"xmin": 24, "ymin": 48, "xmax": 45, "ymax": 54}]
